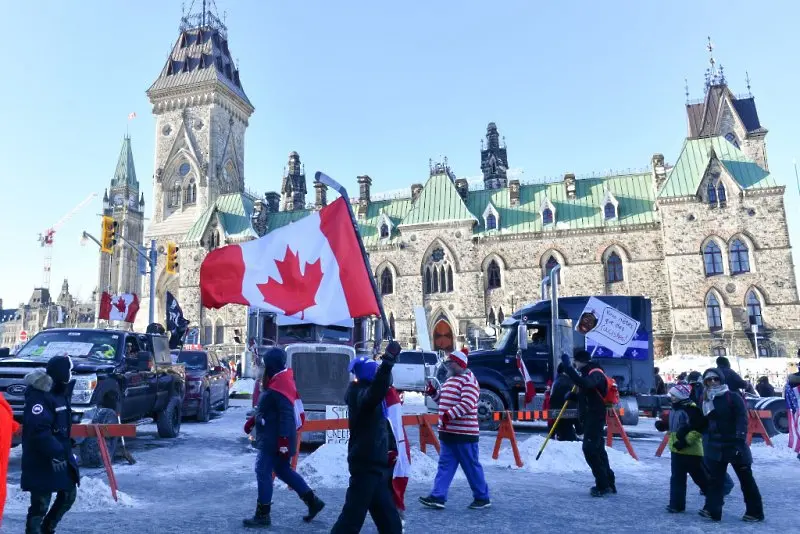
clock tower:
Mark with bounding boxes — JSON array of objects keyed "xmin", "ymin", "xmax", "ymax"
[{"xmin": 97, "ymin": 135, "xmax": 145, "ymax": 301}]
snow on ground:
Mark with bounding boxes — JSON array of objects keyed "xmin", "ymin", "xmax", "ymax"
[
  {"xmin": 3, "ymin": 401, "xmax": 798, "ymax": 533},
  {"xmin": 230, "ymin": 378, "xmax": 255, "ymax": 396}
]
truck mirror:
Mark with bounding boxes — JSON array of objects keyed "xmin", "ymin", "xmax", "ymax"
[{"xmin": 517, "ymin": 323, "xmax": 528, "ymax": 351}]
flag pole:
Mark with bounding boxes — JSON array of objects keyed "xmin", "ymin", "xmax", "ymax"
[{"xmin": 315, "ymin": 172, "xmax": 393, "ymax": 342}]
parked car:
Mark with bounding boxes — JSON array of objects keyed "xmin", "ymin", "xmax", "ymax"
[
  {"xmin": 172, "ymin": 350, "xmax": 231, "ymax": 422},
  {"xmin": 391, "ymin": 350, "xmax": 439, "ymax": 392},
  {"xmin": 0, "ymin": 328, "xmax": 185, "ymax": 466}
]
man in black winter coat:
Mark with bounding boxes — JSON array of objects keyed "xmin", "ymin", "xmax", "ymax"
[
  {"xmin": 331, "ymin": 341, "xmax": 402, "ymax": 534},
  {"xmin": 699, "ymin": 368, "xmax": 763, "ymax": 523},
  {"xmin": 549, "ymin": 363, "xmax": 578, "ymax": 441},
  {"xmin": 560, "ymin": 350, "xmax": 616, "ymax": 497},
  {"xmin": 22, "ymin": 355, "xmax": 80, "ymax": 534},
  {"xmin": 755, "ymin": 376, "xmax": 775, "ymax": 398},
  {"xmin": 715, "ymin": 357, "xmax": 753, "ymax": 394}
]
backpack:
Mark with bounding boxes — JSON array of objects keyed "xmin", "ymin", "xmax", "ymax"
[{"xmin": 589, "ymin": 368, "xmax": 620, "ymax": 406}]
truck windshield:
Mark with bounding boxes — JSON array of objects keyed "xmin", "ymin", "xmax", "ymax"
[
  {"xmin": 278, "ymin": 324, "xmax": 352, "ymax": 344},
  {"xmin": 494, "ymin": 325, "xmax": 516, "ymax": 350},
  {"xmin": 175, "ymin": 351, "xmax": 208, "ymax": 370},
  {"xmin": 17, "ymin": 331, "xmax": 122, "ymax": 361}
]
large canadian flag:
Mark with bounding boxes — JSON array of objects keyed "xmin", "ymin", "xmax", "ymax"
[
  {"xmin": 200, "ymin": 197, "xmax": 380, "ymax": 324},
  {"xmin": 98, "ymin": 292, "xmax": 140, "ymax": 323}
]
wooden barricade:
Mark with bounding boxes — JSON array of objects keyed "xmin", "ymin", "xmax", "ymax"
[{"xmin": 16, "ymin": 424, "xmax": 137, "ymax": 502}]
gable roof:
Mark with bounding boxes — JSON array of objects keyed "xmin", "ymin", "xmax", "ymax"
[
  {"xmin": 398, "ymin": 172, "xmax": 476, "ymax": 226},
  {"xmin": 110, "ymin": 136, "xmax": 138, "ymax": 189},
  {"xmin": 184, "ymin": 193, "xmax": 258, "ymax": 244},
  {"xmin": 658, "ymin": 136, "xmax": 775, "ymax": 198},
  {"xmin": 686, "ymin": 84, "xmax": 764, "ymax": 138}
]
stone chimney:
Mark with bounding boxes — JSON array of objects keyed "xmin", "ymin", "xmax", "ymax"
[
  {"xmin": 314, "ymin": 179, "xmax": 328, "ymax": 209},
  {"xmin": 265, "ymin": 192, "xmax": 280, "ymax": 213},
  {"xmin": 651, "ymin": 154, "xmax": 667, "ymax": 191},
  {"xmin": 251, "ymin": 198, "xmax": 269, "ymax": 237},
  {"xmin": 564, "ymin": 173, "xmax": 576, "ymax": 199},
  {"xmin": 455, "ymin": 178, "xmax": 468, "ymax": 202},
  {"xmin": 509, "ymin": 179, "xmax": 520, "ymax": 207},
  {"xmin": 356, "ymin": 175, "xmax": 372, "ymax": 218},
  {"xmin": 411, "ymin": 184, "xmax": 423, "ymax": 202}
]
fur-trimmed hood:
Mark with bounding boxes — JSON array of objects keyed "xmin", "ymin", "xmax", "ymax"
[{"xmin": 24, "ymin": 368, "xmax": 53, "ymax": 392}]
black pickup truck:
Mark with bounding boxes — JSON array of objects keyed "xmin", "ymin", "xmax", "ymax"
[{"xmin": 0, "ymin": 327, "xmax": 185, "ymax": 466}]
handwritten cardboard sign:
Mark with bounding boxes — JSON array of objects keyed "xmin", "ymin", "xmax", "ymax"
[
  {"xmin": 575, "ymin": 297, "xmax": 640, "ymax": 356},
  {"xmin": 325, "ymin": 405, "xmax": 350, "ymax": 444}
]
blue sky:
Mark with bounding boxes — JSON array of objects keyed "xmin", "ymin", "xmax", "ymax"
[{"xmin": 1, "ymin": 0, "xmax": 799, "ymax": 308}]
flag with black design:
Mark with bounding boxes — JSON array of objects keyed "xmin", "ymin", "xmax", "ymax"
[{"xmin": 166, "ymin": 291, "xmax": 189, "ymax": 349}]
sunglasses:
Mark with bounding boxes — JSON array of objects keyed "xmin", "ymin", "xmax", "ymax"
[{"xmin": 704, "ymin": 376, "xmax": 721, "ymax": 384}]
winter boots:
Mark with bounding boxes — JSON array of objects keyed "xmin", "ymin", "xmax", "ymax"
[
  {"xmin": 589, "ymin": 486, "xmax": 613, "ymax": 497},
  {"xmin": 301, "ymin": 491, "xmax": 325, "ymax": 522},
  {"xmin": 243, "ymin": 502, "xmax": 271, "ymax": 529}
]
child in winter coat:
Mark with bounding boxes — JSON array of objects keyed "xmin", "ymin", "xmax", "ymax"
[{"xmin": 655, "ymin": 384, "xmax": 708, "ymax": 513}]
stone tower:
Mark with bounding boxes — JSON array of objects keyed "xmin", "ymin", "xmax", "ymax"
[
  {"xmin": 481, "ymin": 122, "xmax": 509, "ymax": 189},
  {"xmin": 280, "ymin": 151, "xmax": 307, "ymax": 211},
  {"xmin": 97, "ymin": 136, "xmax": 145, "ymax": 298},
  {"xmin": 146, "ymin": 8, "xmax": 254, "ymax": 227}
]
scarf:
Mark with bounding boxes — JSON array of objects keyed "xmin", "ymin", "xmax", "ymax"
[
  {"xmin": 267, "ymin": 369, "xmax": 306, "ymax": 429},
  {"xmin": 702, "ymin": 384, "xmax": 729, "ymax": 416}
]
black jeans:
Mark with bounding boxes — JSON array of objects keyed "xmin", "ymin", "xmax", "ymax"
[
  {"xmin": 26, "ymin": 486, "xmax": 77, "ymax": 533},
  {"xmin": 331, "ymin": 468, "xmax": 402, "ymax": 534},
  {"xmin": 705, "ymin": 458, "xmax": 763, "ymax": 520},
  {"xmin": 669, "ymin": 454, "xmax": 708, "ymax": 510},
  {"xmin": 581, "ymin": 416, "xmax": 615, "ymax": 491}
]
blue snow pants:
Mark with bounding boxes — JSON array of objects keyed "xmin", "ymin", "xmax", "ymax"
[
  {"xmin": 431, "ymin": 440, "xmax": 490, "ymax": 501},
  {"xmin": 255, "ymin": 450, "xmax": 310, "ymax": 504}
]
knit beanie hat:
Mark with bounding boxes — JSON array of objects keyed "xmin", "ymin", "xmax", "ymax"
[
  {"xmin": 574, "ymin": 349, "xmax": 592, "ymax": 363},
  {"xmin": 46, "ymin": 355, "xmax": 73, "ymax": 384},
  {"xmin": 448, "ymin": 347, "xmax": 469, "ymax": 369},
  {"xmin": 687, "ymin": 371, "xmax": 702, "ymax": 385},
  {"xmin": 668, "ymin": 384, "xmax": 691, "ymax": 401},
  {"xmin": 349, "ymin": 357, "xmax": 378, "ymax": 382}
]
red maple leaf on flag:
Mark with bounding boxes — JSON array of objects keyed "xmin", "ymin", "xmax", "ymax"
[
  {"xmin": 113, "ymin": 297, "xmax": 127, "ymax": 314},
  {"xmin": 257, "ymin": 246, "xmax": 323, "ymax": 318}
]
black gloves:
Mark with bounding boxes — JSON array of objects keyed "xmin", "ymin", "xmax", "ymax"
[
  {"xmin": 655, "ymin": 420, "xmax": 667, "ymax": 432},
  {"xmin": 382, "ymin": 341, "xmax": 401, "ymax": 364}
]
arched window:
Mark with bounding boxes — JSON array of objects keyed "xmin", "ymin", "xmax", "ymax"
[
  {"xmin": 380, "ymin": 224, "xmax": 390, "ymax": 238},
  {"xmin": 424, "ymin": 268, "xmax": 432, "ymax": 294},
  {"xmin": 707, "ymin": 182, "xmax": 717, "ymax": 205},
  {"xmin": 380, "ymin": 268, "xmax": 393, "ymax": 295},
  {"xmin": 446, "ymin": 266, "xmax": 453, "ymax": 292},
  {"xmin": 389, "ymin": 313, "xmax": 396, "ymax": 338},
  {"xmin": 439, "ymin": 267, "xmax": 446, "ymax": 293},
  {"xmin": 606, "ymin": 252, "xmax": 623, "ymax": 282},
  {"xmin": 170, "ymin": 183, "xmax": 181, "ymax": 207},
  {"xmin": 215, "ymin": 319, "xmax": 224, "ymax": 345},
  {"xmin": 604, "ymin": 203, "xmax": 616, "ymax": 220},
  {"xmin": 542, "ymin": 208, "xmax": 554, "ymax": 225},
  {"xmin": 202, "ymin": 319, "xmax": 213, "ymax": 345},
  {"xmin": 706, "ymin": 293, "xmax": 722, "ymax": 331},
  {"xmin": 487, "ymin": 308, "xmax": 496, "ymax": 325},
  {"xmin": 486, "ymin": 213, "xmax": 497, "ymax": 230},
  {"xmin": 184, "ymin": 179, "xmax": 197, "ymax": 204},
  {"xmin": 712, "ymin": 346, "xmax": 727, "ymax": 358},
  {"xmin": 703, "ymin": 241, "xmax": 724, "ymax": 276},
  {"xmin": 487, "ymin": 260, "xmax": 501, "ymax": 289},
  {"xmin": 497, "ymin": 308, "xmax": 505, "ymax": 324},
  {"xmin": 746, "ymin": 290, "xmax": 763, "ymax": 327},
  {"xmin": 729, "ymin": 239, "xmax": 750, "ymax": 274},
  {"xmin": 208, "ymin": 230, "xmax": 220, "ymax": 251},
  {"xmin": 432, "ymin": 267, "xmax": 439, "ymax": 293},
  {"xmin": 717, "ymin": 184, "xmax": 727, "ymax": 206},
  {"xmin": 545, "ymin": 256, "xmax": 561, "ymax": 283}
]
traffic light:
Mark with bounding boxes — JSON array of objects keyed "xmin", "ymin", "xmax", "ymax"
[
  {"xmin": 166, "ymin": 242, "xmax": 179, "ymax": 274},
  {"xmin": 100, "ymin": 216, "xmax": 118, "ymax": 254}
]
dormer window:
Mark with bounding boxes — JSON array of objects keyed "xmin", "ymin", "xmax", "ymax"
[
  {"xmin": 486, "ymin": 214, "xmax": 496, "ymax": 230},
  {"xmin": 377, "ymin": 212, "xmax": 393, "ymax": 241},
  {"xmin": 706, "ymin": 178, "xmax": 727, "ymax": 208},
  {"xmin": 540, "ymin": 196, "xmax": 555, "ymax": 226},
  {"xmin": 380, "ymin": 224, "xmax": 390, "ymax": 239},
  {"xmin": 604, "ymin": 202, "xmax": 616, "ymax": 220},
  {"xmin": 482, "ymin": 203, "xmax": 500, "ymax": 231},
  {"xmin": 542, "ymin": 208, "xmax": 553, "ymax": 225},
  {"xmin": 707, "ymin": 181, "xmax": 717, "ymax": 205},
  {"xmin": 717, "ymin": 183, "xmax": 727, "ymax": 207}
]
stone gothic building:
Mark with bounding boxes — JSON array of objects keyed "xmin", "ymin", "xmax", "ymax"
[{"xmin": 130, "ymin": 8, "xmax": 799, "ymax": 358}]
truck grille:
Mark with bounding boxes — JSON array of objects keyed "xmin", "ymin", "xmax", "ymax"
[{"xmin": 292, "ymin": 352, "xmax": 351, "ymax": 406}]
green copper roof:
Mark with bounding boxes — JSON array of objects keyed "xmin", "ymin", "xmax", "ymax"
[
  {"xmin": 110, "ymin": 136, "xmax": 138, "ymax": 189},
  {"xmin": 399, "ymin": 173, "xmax": 476, "ymax": 226},
  {"xmin": 184, "ymin": 193, "xmax": 258, "ymax": 243},
  {"xmin": 658, "ymin": 136, "xmax": 775, "ymax": 198}
]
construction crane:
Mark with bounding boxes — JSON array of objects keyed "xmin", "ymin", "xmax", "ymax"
[{"xmin": 38, "ymin": 192, "xmax": 99, "ymax": 289}]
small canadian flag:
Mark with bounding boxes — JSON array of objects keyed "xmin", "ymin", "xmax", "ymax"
[
  {"xmin": 517, "ymin": 353, "xmax": 536, "ymax": 405},
  {"xmin": 98, "ymin": 292, "xmax": 140, "ymax": 323},
  {"xmin": 128, "ymin": 112, "xmax": 137, "ymax": 120}
]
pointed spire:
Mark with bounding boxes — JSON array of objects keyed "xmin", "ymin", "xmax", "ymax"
[
  {"xmin": 139, "ymin": 192, "xmax": 145, "ymax": 207},
  {"xmin": 111, "ymin": 136, "xmax": 138, "ymax": 189},
  {"xmin": 745, "ymin": 71, "xmax": 752, "ymax": 97}
]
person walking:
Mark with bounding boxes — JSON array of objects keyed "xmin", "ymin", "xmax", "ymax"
[
  {"xmin": 699, "ymin": 368, "xmax": 764, "ymax": 523},
  {"xmin": 715, "ymin": 357, "xmax": 753, "ymax": 395},
  {"xmin": 560, "ymin": 350, "xmax": 616, "ymax": 497},
  {"xmin": 385, "ymin": 385, "xmax": 411, "ymax": 532},
  {"xmin": 21, "ymin": 355, "xmax": 80, "ymax": 534},
  {"xmin": 549, "ymin": 363, "xmax": 578, "ymax": 441},
  {"xmin": 655, "ymin": 384, "xmax": 708, "ymax": 513},
  {"xmin": 242, "ymin": 347, "xmax": 324, "ymax": 528},
  {"xmin": 331, "ymin": 344, "xmax": 402, "ymax": 534},
  {"xmin": 420, "ymin": 347, "xmax": 491, "ymax": 510}
]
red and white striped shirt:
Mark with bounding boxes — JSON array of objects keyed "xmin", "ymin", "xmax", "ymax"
[{"xmin": 433, "ymin": 370, "xmax": 480, "ymax": 438}]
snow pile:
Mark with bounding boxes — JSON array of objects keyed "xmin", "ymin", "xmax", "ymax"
[
  {"xmin": 231, "ymin": 378, "xmax": 255, "ymax": 395},
  {"xmin": 751, "ymin": 433, "xmax": 800, "ymax": 461},
  {"xmin": 492, "ymin": 436, "xmax": 646, "ymax": 474},
  {"xmin": 5, "ymin": 477, "xmax": 138, "ymax": 513},
  {"xmin": 289, "ymin": 443, "xmax": 459, "ymax": 488}
]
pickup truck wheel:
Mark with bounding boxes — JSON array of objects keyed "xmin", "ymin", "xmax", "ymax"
[
  {"xmin": 79, "ymin": 408, "xmax": 119, "ymax": 468},
  {"xmin": 477, "ymin": 389, "xmax": 504, "ymax": 431},
  {"xmin": 196, "ymin": 391, "xmax": 211, "ymax": 422},
  {"xmin": 157, "ymin": 396, "xmax": 182, "ymax": 438}
]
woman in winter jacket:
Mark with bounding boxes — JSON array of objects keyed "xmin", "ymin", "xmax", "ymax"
[{"xmin": 699, "ymin": 368, "xmax": 763, "ymax": 523}]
